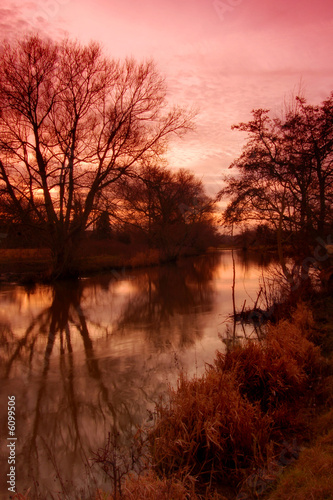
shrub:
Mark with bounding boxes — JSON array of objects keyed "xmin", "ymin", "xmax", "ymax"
[
  {"xmin": 149, "ymin": 371, "xmax": 272, "ymax": 482},
  {"xmin": 149, "ymin": 303, "xmax": 325, "ymax": 487},
  {"xmin": 215, "ymin": 304, "xmax": 323, "ymax": 420}
]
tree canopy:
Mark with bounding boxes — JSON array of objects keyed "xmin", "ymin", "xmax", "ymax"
[
  {"xmin": 114, "ymin": 164, "xmax": 217, "ymax": 257},
  {"xmin": 220, "ymin": 93, "xmax": 333, "ymax": 257},
  {"xmin": 0, "ymin": 35, "xmax": 193, "ymax": 276}
]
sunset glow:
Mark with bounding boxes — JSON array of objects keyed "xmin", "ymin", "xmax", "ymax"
[{"xmin": 1, "ymin": 0, "xmax": 333, "ymax": 195}]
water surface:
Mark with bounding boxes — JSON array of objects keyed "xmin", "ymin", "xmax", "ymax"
[{"xmin": 0, "ymin": 250, "xmax": 275, "ymax": 498}]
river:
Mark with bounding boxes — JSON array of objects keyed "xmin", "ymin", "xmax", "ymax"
[{"xmin": 0, "ymin": 250, "xmax": 277, "ymax": 499}]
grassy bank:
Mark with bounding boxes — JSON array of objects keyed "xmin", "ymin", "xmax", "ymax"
[
  {"xmin": 267, "ymin": 409, "xmax": 333, "ymax": 500},
  {"xmin": 92, "ymin": 294, "xmax": 333, "ymax": 500},
  {"xmin": 0, "ymin": 241, "xmax": 204, "ymax": 283},
  {"xmin": 265, "ymin": 294, "xmax": 333, "ymax": 500}
]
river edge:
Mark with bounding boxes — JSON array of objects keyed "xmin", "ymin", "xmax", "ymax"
[
  {"xmin": 0, "ymin": 245, "xmax": 227, "ymax": 285},
  {"xmin": 4, "ymin": 251, "xmax": 332, "ymax": 499},
  {"xmin": 0, "ymin": 244, "xmax": 276, "ymax": 286},
  {"xmin": 266, "ymin": 292, "xmax": 333, "ymax": 500},
  {"xmin": 91, "ymin": 291, "xmax": 333, "ymax": 500}
]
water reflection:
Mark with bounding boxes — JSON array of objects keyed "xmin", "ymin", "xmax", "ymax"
[
  {"xmin": 0, "ymin": 250, "xmax": 275, "ymax": 498},
  {"xmin": 116, "ymin": 256, "xmax": 220, "ymax": 349}
]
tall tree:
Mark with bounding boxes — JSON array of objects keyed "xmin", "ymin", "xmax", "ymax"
[
  {"xmin": 0, "ymin": 35, "xmax": 192, "ymax": 276},
  {"xmin": 220, "ymin": 93, "xmax": 333, "ymax": 262}
]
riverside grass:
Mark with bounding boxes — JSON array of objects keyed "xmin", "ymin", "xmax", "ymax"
[
  {"xmin": 267, "ymin": 410, "xmax": 333, "ymax": 500},
  {"xmin": 95, "ymin": 471, "xmax": 203, "ymax": 500},
  {"xmin": 148, "ymin": 303, "xmax": 327, "ymax": 491},
  {"xmin": 215, "ymin": 304, "xmax": 323, "ymax": 419},
  {"xmin": 0, "ymin": 245, "xmax": 168, "ymax": 279}
]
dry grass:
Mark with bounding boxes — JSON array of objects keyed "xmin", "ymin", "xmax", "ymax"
[
  {"xmin": 0, "ymin": 244, "xmax": 164, "ymax": 278},
  {"xmin": 150, "ymin": 370, "xmax": 272, "ymax": 483},
  {"xmin": 216, "ymin": 304, "xmax": 323, "ymax": 423},
  {"xmin": 0, "ymin": 248, "xmax": 53, "ymax": 277},
  {"xmin": 96, "ymin": 471, "xmax": 205, "ymax": 500},
  {"xmin": 126, "ymin": 249, "xmax": 161, "ymax": 268},
  {"xmin": 75, "ymin": 249, "xmax": 162, "ymax": 274},
  {"xmin": 76, "ymin": 254, "xmax": 123, "ymax": 272},
  {"xmin": 0, "ymin": 248, "xmax": 51, "ymax": 261},
  {"xmin": 148, "ymin": 303, "xmax": 327, "ymax": 489}
]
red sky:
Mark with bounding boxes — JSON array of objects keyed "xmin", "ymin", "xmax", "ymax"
[{"xmin": 1, "ymin": 0, "xmax": 333, "ymax": 195}]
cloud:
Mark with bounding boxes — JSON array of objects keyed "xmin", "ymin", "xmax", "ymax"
[
  {"xmin": 159, "ymin": 0, "xmax": 333, "ymax": 181},
  {"xmin": 0, "ymin": 0, "xmax": 69, "ymax": 42},
  {"xmin": 1, "ymin": 0, "xmax": 333, "ymax": 191}
]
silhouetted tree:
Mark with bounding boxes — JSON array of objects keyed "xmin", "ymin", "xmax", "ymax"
[
  {"xmin": 0, "ymin": 35, "xmax": 193, "ymax": 276},
  {"xmin": 115, "ymin": 164, "xmax": 217, "ymax": 257},
  {"xmin": 219, "ymin": 93, "xmax": 333, "ymax": 268}
]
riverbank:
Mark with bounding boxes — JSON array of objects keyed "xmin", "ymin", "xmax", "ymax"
[
  {"xmin": 267, "ymin": 293, "xmax": 333, "ymax": 500},
  {"xmin": 93, "ymin": 291, "xmax": 333, "ymax": 500},
  {"xmin": 0, "ymin": 243, "xmax": 278, "ymax": 285},
  {"xmin": 8, "ymin": 252, "xmax": 333, "ymax": 500},
  {"xmin": 0, "ymin": 241, "xmax": 216, "ymax": 284}
]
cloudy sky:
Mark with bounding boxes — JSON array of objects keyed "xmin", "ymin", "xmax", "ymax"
[{"xmin": 1, "ymin": 0, "xmax": 333, "ymax": 195}]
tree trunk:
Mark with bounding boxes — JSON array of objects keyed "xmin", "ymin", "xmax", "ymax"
[
  {"xmin": 276, "ymin": 210, "xmax": 293, "ymax": 285},
  {"xmin": 51, "ymin": 235, "xmax": 79, "ymax": 279}
]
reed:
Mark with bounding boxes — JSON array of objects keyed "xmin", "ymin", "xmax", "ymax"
[
  {"xmin": 149, "ymin": 303, "xmax": 326, "ymax": 487},
  {"xmin": 216, "ymin": 304, "xmax": 323, "ymax": 419},
  {"xmin": 96, "ymin": 471, "xmax": 201, "ymax": 500},
  {"xmin": 150, "ymin": 370, "xmax": 272, "ymax": 483}
]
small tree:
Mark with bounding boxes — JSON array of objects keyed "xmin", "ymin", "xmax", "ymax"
[
  {"xmin": 0, "ymin": 35, "xmax": 193, "ymax": 276},
  {"xmin": 115, "ymin": 164, "xmax": 217, "ymax": 257}
]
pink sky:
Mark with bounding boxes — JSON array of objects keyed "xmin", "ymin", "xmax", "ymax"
[{"xmin": 1, "ymin": 0, "xmax": 333, "ymax": 195}]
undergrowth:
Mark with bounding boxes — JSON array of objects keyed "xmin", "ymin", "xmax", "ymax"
[{"xmin": 148, "ymin": 302, "xmax": 327, "ymax": 495}]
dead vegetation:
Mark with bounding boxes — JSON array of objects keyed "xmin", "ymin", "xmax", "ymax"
[
  {"xmin": 95, "ymin": 471, "xmax": 201, "ymax": 500},
  {"xmin": 150, "ymin": 370, "xmax": 272, "ymax": 482},
  {"xmin": 217, "ymin": 305, "xmax": 323, "ymax": 414},
  {"xmin": 147, "ymin": 303, "xmax": 328, "ymax": 496}
]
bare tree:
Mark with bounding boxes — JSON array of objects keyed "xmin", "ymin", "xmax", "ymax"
[
  {"xmin": 219, "ymin": 93, "xmax": 333, "ymax": 260},
  {"xmin": 114, "ymin": 164, "xmax": 217, "ymax": 257},
  {"xmin": 0, "ymin": 35, "xmax": 193, "ymax": 276}
]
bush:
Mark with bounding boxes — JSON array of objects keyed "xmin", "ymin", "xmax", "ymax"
[
  {"xmin": 150, "ymin": 371, "xmax": 272, "ymax": 482},
  {"xmin": 215, "ymin": 304, "xmax": 323, "ymax": 419},
  {"xmin": 149, "ymin": 303, "xmax": 325, "ymax": 485}
]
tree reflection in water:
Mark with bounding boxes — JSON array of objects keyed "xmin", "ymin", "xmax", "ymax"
[
  {"xmin": 0, "ymin": 254, "xmax": 220, "ymax": 498},
  {"xmin": 116, "ymin": 255, "xmax": 220, "ymax": 350}
]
